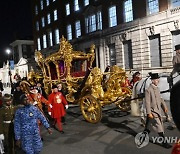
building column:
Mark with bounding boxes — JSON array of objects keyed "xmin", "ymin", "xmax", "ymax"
[
  {"xmin": 18, "ymin": 44, "xmax": 23, "ymax": 60},
  {"xmin": 99, "ymin": 45, "xmax": 105, "ymax": 72}
]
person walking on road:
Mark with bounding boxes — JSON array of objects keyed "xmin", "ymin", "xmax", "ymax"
[
  {"xmin": 144, "ymin": 73, "xmax": 172, "ymax": 149},
  {"xmin": 57, "ymin": 83, "xmax": 67, "ymax": 125},
  {"xmin": 14, "ymin": 94, "xmax": 52, "ymax": 154},
  {"xmin": 172, "ymin": 44, "xmax": 180, "ymax": 75},
  {"xmin": 48, "ymin": 85, "xmax": 68, "ymax": 133}
]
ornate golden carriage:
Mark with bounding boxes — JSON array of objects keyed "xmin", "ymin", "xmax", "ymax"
[{"xmin": 34, "ymin": 36, "xmax": 132, "ymax": 123}]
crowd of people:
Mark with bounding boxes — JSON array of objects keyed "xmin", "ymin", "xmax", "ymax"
[
  {"xmin": 0, "ymin": 45, "xmax": 180, "ymax": 153},
  {"xmin": 0, "ymin": 81, "xmax": 68, "ymax": 154}
]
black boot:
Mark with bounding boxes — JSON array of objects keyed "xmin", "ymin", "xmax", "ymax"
[{"xmin": 158, "ymin": 132, "xmax": 172, "ymax": 149}]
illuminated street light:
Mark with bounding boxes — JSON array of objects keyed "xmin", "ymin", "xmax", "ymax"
[
  {"xmin": 5, "ymin": 48, "xmax": 12, "ymax": 87},
  {"xmin": 6, "ymin": 48, "xmax": 11, "ymax": 60},
  {"xmin": 6, "ymin": 49, "xmax": 11, "ymax": 55}
]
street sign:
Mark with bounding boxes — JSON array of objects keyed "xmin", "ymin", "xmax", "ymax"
[{"xmin": 9, "ymin": 60, "xmax": 14, "ymax": 70}]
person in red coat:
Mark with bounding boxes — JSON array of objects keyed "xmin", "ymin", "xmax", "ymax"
[
  {"xmin": 26, "ymin": 86, "xmax": 50, "ymax": 138},
  {"xmin": 48, "ymin": 85, "xmax": 68, "ymax": 133},
  {"xmin": 27, "ymin": 86, "xmax": 49, "ymax": 111}
]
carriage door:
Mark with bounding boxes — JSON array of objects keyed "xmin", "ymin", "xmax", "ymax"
[{"xmin": 172, "ymin": 31, "xmax": 180, "ymax": 56}]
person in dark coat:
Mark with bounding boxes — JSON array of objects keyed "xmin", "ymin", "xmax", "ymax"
[
  {"xmin": 170, "ymin": 80, "xmax": 180, "ymax": 154},
  {"xmin": 0, "ymin": 91, "xmax": 3, "ymax": 108},
  {"xmin": 0, "ymin": 80, "xmax": 3, "ymax": 92},
  {"xmin": 36, "ymin": 82, "xmax": 47, "ymax": 99},
  {"xmin": 12, "ymin": 82, "xmax": 24, "ymax": 106},
  {"xmin": 172, "ymin": 44, "xmax": 180, "ymax": 74},
  {"xmin": 169, "ymin": 45, "xmax": 180, "ymax": 88},
  {"xmin": 0, "ymin": 94, "xmax": 17, "ymax": 154}
]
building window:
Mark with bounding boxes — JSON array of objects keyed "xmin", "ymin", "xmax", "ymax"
[
  {"xmin": 123, "ymin": 40, "xmax": 133, "ymax": 69},
  {"xmin": 43, "ymin": 35, "xmax": 47, "ymax": 48},
  {"xmin": 171, "ymin": 0, "xmax": 180, "ymax": 8},
  {"xmin": 97, "ymin": 11, "xmax": 102, "ymax": 30},
  {"xmin": 123, "ymin": 0, "xmax": 133, "ymax": 22},
  {"xmin": 75, "ymin": 20, "xmax": 81, "ymax": 38},
  {"xmin": 48, "ymin": 31, "xmax": 53, "ymax": 46},
  {"xmin": 90, "ymin": 15, "xmax": 96, "ymax": 32},
  {"xmin": 147, "ymin": 0, "xmax": 159, "ymax": 14},
  {"xmin": 85, "ymin": 15, "xmax": 96, "ymax": 33},
  {"xmin": 41, "ymin": 17, "xmax": 45, "ymax": 27},
  {"xmin": 67, "ymin": 24, "xmax": 72, "ymax": 40},
  {"xmin": 66, "ymin": 4, "xmax": 70, "ymax": 16},
  {"xmin": 109, "ymin": 44, "xmax": 116, "ymax": 66},
  {"xmin": 35, "ymin": 5, "xmax": 38, "ymax": 15},
  {"xmin": 85, "ymin": 12, "xmax": 102, "ymax": 33},
  {"xmin": 74, "ymin": 0, "xmax": 79, "ymax": 11},
  {"xmin": 149, "ymin": 35, "xmax": 162, "ymax": 67},
  {"xmin": 47, "ymin": 13, "xmax": 51, "ymax": 24},
  {"xmin": 84, "ymin": 0, "xmax": 89, "ymax": 6},
  {"xmin": 55, "ymin": 29, "xmax": 60, "ymax": 44},
  {"xmin": 40, "ymin": 0, "xmax": 43, "ymax": 10},
  {"xmin": 109, "ymin": 6, "xmax": 117, "ymax": 27},
  {"xmin": 36, "ymin": 21, "xmax": 39, "ymax": 31},
  {"xmin": 37, "ymin": 38, "xmax": 41, "ymax": 51},
  {"xmin": 54, "ymin": 10, "xmax": 57, "ymax": 21},
  {"xmin": 46, "ymin": 0, "xmax": 49, "ymax": 6}
]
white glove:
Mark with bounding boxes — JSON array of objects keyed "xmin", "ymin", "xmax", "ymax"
[
  {"xmin": 49, "ymin": 104, "xmax": 53, "ymax": 108},
  {"xmin": 48, "ymin": 112, "xmax": 51, "ymax": 115},
  {"xmin": 33, "ymin": 101, "xmax": 38, "ymax": 105},
  {"xmin": 65, "ymin": 105, "xmax": 68, "ymax": 109},
  {"xmin": 0, "ymin": 134, "xmax": 4, "ymax": 140}
]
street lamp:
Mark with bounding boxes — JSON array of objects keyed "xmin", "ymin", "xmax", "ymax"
[
  {"xmin": 6, "ymin": 49, "xmax": 11, "ymax": 55},
  {"xmin": 5, "ymin": 48, "xmax": 12, "ymax": 87},
  {"xmin": 6, "ymin": 49, "xmax": 11, "ymax": 59}
]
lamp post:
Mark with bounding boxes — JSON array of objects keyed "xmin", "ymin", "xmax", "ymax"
[
  {"xmin": 6, "ymin": 49, "xmax": 11, "ymax": 58},
  {"xmin": 6, "ymin": 49, "xmax": 12, "ymax": 87}
]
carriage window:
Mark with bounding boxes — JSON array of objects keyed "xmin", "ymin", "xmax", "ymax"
[
  {"xmin": 72, "ymin": 61, "xmax": 82, "ymax": 72},
  {"xmin": 58, "ymin": 60, "xmax": 65, "ymax": 76},
  {"xmin": 49, "ymin": 62, "xmax": 58, "ymax": 80},
  {"xmin": 71, "ymin": 60, "xmax": 87, "ymax": 77}
]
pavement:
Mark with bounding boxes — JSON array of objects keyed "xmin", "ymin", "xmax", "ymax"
[{"xmin": 39, "ymin": 104, "xmax": 178, "ymax": 154}]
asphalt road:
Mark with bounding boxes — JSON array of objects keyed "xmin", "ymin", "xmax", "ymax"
[{"xmin": 39, "ymin": 103, "xmax": 178, "ymax": 154}]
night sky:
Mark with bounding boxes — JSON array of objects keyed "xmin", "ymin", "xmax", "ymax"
[{"xmin": 0, "ymin": 0, "xmax": 33, "ymax": 67}]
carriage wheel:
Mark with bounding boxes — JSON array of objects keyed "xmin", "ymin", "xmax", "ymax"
[
  {"xmin": 80, "ymin": 95, "xmax": 102, "ymax": 123},
  {"xmin": 116, "ymin": 87, "xmax": 132, "ymax": 112}
]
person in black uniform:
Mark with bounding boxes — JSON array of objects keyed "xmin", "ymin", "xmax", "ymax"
[
  {"xmin": 12, "ymin": 82, "xmax": 24, "ymax": 106},
  {"xmin": 0, "ymin": 80, "xmax": 3, "ymax": 92}
]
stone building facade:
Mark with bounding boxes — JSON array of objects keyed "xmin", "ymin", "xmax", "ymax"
[{"xmin": 32, "ymin": 0, "xmax": 180, "ymax": 77}]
